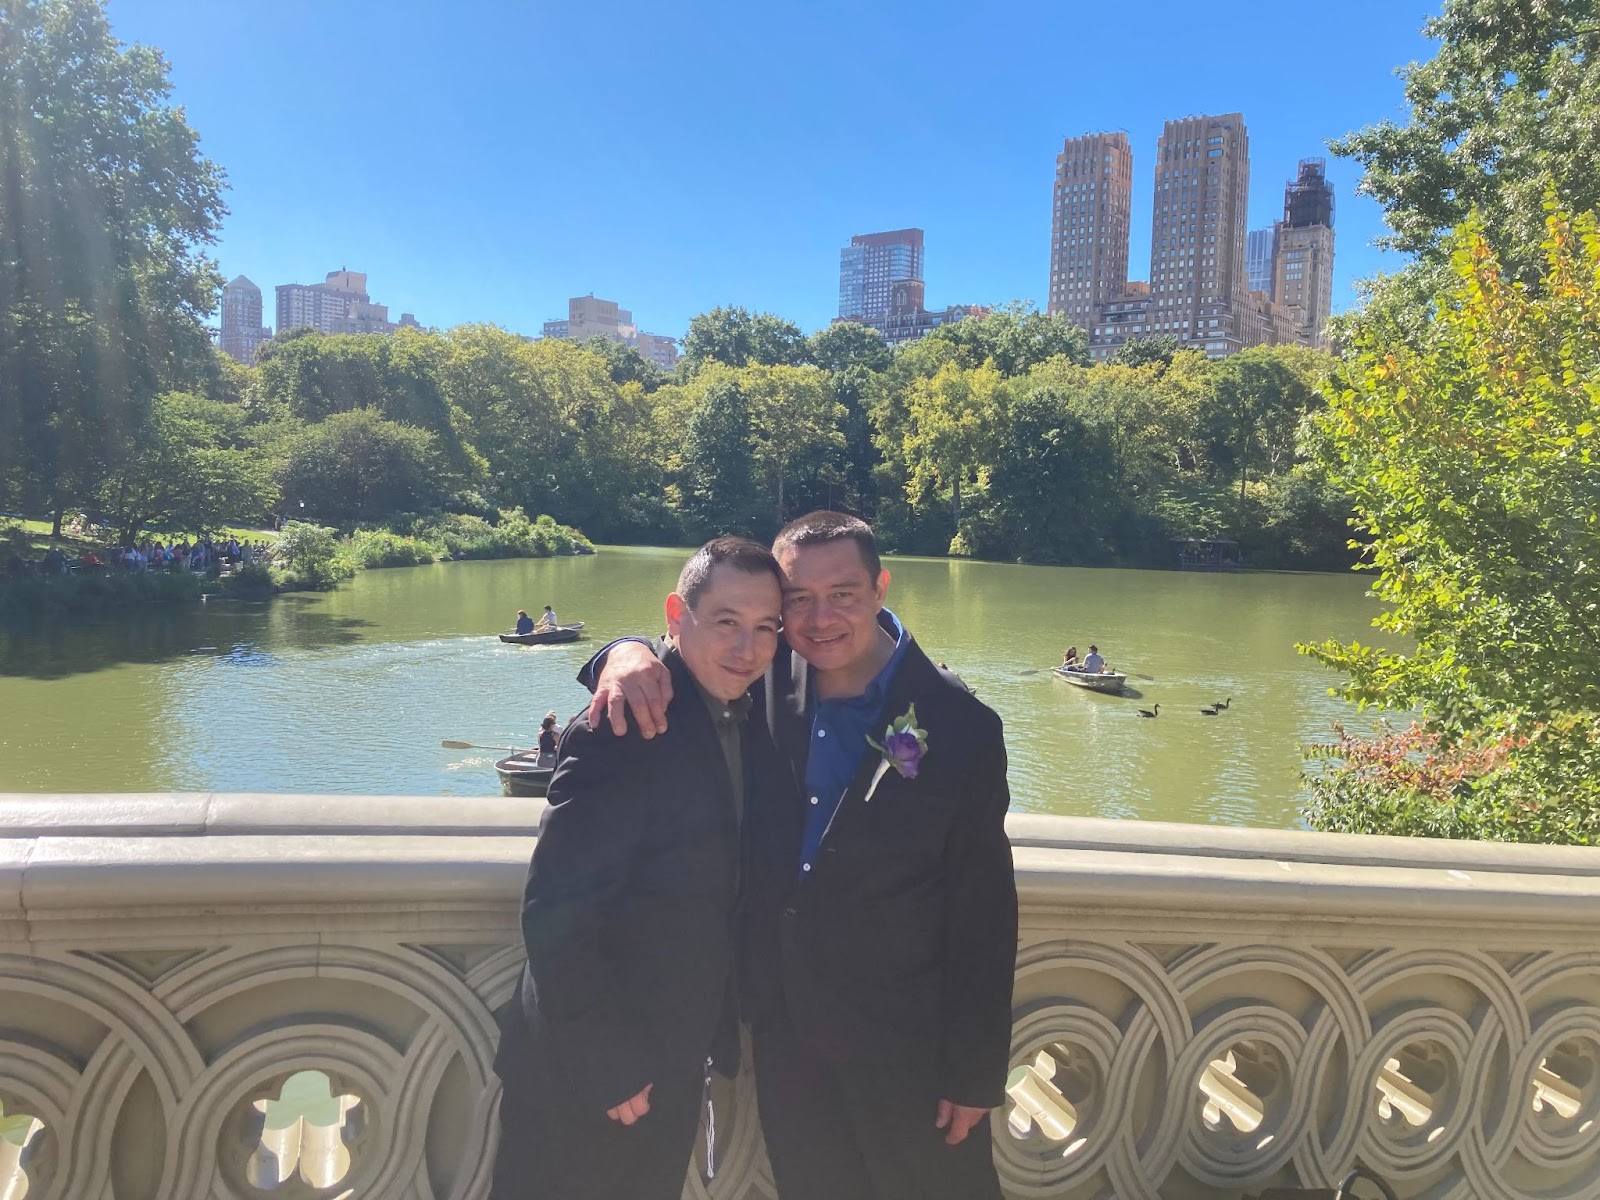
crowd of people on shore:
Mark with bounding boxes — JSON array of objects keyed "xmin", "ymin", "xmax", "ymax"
[{"xmin": 2, "ymin": 534, "xmax": 273, "ymax": 581}]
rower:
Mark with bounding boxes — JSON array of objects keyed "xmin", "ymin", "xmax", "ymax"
[
  {"xmin": 1082, "ymin": 645, "xmax": 1105, "ymax": 674},
  {"xmin": 535, "ymin": 604, "xmax": 557, "ymax": 630}
]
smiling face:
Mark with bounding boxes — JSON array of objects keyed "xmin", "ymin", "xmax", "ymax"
[
  {"xmin": 776, "ymin": 539, "xmax": 890, "ymax": 676},
  {"xmin": 665, "ymin": 562, "xmax": 783, "ymax": 702}
]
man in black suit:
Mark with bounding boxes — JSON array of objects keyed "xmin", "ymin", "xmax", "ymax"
[
  {"xmin": 490, "ymin": 537, "xmax": 786, "ymax": 1200},
  {"xmin": 585, "ymin": 511, "xmax": 1017, "ymax": 1200}
]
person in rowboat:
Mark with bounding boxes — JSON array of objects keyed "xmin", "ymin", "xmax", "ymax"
[
  {"xmin": 1061, "ymin": 646, "xmax": 1080, "ymax": 671},
  {"xmin": 537, "ymin": 711, "xmax": 560, "ymax": 765},
  {"xmin": 536, "ymin": 604, "xmax": 558, "ymax": 630},
  {"xmin": 1082, "ymin": 645, "xmax": 1106, "ymax": 674},
  {"xmin": 515, "ymin": 610, "xmax": 535, "ymax": 636}
]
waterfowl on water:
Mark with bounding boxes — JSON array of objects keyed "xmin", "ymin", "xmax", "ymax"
[{"xmin": 1137, "ymin": 704, "xmax": 1160, "ymax": 718}]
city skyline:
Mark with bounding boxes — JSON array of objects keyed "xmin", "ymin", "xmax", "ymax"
[{"xmin": 113, "ymin": 0, "xmax": 1435, "ymax": 339}]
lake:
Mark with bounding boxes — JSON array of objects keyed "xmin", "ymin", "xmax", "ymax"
[{"xmin": 0, "ymin": 546, "xmax": 1385, "ymax": 827}]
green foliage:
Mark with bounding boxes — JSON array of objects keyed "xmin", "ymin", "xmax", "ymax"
[
  {"xmin": 99, "ymin": 391, "xmax": 278, "ymax": 544},
  {"xmin": 281, "ymin": 408, "xmax": 454, "ymax": 524},
  {"xmin": 0, "ymin": 0, "xmax": 227, "ymax": 524},
  {"xmin": 344, "ymin": 528, "xmax": 440, "ymax": 569},
  {"xmin": 682, "ymin": 306, "xmax": 809, "ymax": 369},
  {"xmin": 1331, "ymin": 0, "xmax": 1600, "ymax": 288},
  {"xmin": 922, "ymin": 303, "xmax": 1090, "ymax": 376},
  {"xmin": 1301, "ymin": 208, "xmax": 1600, "ymax": 843},
  {"xmin": 268, "ymin": 521, "xmax": 351, "ymax": 591},
  {"xmin": 0, "ymin": 567, "xmax": 202, "ymax": 615},
  {"xmin": 677, "ymin": 372, "xmax": 766, "ymax": 539},
  {"xmin": 1111, "ymin": 335, "xmax": 1180, "ymax": 370}
]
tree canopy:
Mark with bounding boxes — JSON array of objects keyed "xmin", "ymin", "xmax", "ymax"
[{"xmin": 0, "ymin": 0, "xmax": 227, "ymax": 530}]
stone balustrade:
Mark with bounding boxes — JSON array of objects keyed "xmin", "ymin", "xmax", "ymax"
[{"xmin": 2, "ymin": 793, "xmax": 1600, "ymax": 1199}]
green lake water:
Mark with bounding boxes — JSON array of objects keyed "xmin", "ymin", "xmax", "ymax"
[{"xmin": 0, "ymin": 546, "xmax": 1386, "ymax": 827}]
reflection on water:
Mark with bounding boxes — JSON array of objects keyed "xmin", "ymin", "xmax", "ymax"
[{"xmin": 0, "ymin": 548, "xmax": 1386, "ymax": 827}]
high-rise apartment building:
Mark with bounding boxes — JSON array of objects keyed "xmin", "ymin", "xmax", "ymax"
[
  {"xmin": 1271, "ymin": 158, "xmax": 1336, "ymax": 348},
  {"xmin": 220, "ymin": 275, "xmax": 270, "ymax": 363},
  {"xmin": 1048, "ymin": 132, "xmax": 1133, "ymax": 325},
  {"xmin": 541, "ymin": 295, "xmax": 679, "ymax": 369},
  {"xmin": 1246, "ymin": 228, "xmax": 1277, "ymax": 298},
  {"xmin": 276, "ymin": 270, "xmax": 404, "ymax": 336},
  {"xmin": 838, "ymin": 229, "xmax": 924, "ymax": 322},
  {"xmin": 1147, "ymin": 113, "xmax": 1252, "ymax": 355}
]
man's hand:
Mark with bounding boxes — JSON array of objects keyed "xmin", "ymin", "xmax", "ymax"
[
  {"xmin": 606, "ymin": 1082, "xmax": 653, "ymax": 1125},
  {"xmin": 935, "ymin": 1099, "xmax": 989, "ymax": 1146},
  {"xmin": 587, "ymin": 641, "xmax": 674, "ymax": 738}
]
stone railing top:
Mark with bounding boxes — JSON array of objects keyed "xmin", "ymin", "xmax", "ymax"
[
  {"xmin": 4, "ymin": 792, "xmax": 1600, "ymax": 875},
  {"xmin": 2, "ymin": 794, "xmax": 1600, "ymax": 945}
]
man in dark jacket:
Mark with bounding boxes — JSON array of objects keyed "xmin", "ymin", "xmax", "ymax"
[
  {"xmin": 490, "ymin": 537, "xmax": 786, "ymax": 1200},
  {"xmin": 583, "ymin": 512, "xmax": 1017, "ymax": 1200}
]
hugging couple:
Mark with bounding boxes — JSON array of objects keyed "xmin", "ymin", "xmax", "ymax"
[{"xmin": 490, "ymin": 511, "xmax": 1018, "ymax": 1200}]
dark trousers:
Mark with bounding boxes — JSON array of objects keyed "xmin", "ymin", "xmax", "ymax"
[
  {"xmin": 489, "ymin": 1060, "xmax": 704, "ymax": 1200},
  {"xmin": 753, "ymin": 1020, "xmax": 1003, "ymax": 1200}
]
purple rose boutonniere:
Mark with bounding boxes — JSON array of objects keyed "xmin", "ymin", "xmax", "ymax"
[{"xmin": 864, "ymin": 703, "xmax": 928, "ymax": 802}]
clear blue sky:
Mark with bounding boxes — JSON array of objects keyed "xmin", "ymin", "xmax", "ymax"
[{"xmin": 110, "ymin": 0, "xmax": 1437, "ymax": 340}]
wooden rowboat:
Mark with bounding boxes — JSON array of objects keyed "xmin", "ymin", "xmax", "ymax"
[
  {"xmin": 499, "ymin": 621, "xmax": 585, "ymax": 646},
  {"xmin": 1052, "ymin": 666, "xmax": 1128, "ymax": 693},
  {"xmin": 495, "ymin": 751, "xmax": 555, "ymax": 798}
]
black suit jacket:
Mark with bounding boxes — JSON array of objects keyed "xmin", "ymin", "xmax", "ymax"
[
  {"xmin": 579, "ymin": 619, "xmax": 1019, "ymax": 1109},
  {"xmin": 743, "ymin": 619, "xmax": 1018, "ymax": 1108},
  {"xmin": 500, "ymin": 645, "xmax": 774, "ymax": 1111}
]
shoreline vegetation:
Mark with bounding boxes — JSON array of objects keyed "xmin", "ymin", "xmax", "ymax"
[{"xmin": 0, "ymin": 509, "xmax": 593, "ymax": 615}]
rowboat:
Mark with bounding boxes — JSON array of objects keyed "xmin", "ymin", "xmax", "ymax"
[
  {"xmin": 499, "ymin": 621, "xmax": 585, "ymax": 646},
  {"xmin": 1052, "ymin": 666, "xmax": 1128, "ymax": 693},
  {"xmin": 495, "ymin": 751, "xmax": 555, "ymax": 798}
]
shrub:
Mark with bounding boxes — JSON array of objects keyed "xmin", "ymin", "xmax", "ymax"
[
  {"xmin": 0, "ymin": 569, "xmax": 202, "ymax": 615},
  {"xmin": 344, "ymin": 528, "xmax": 441, "ymax": 569},
  {"xmin": 269, "ymin": 521, "xmax": 353, "ymax": 591}
]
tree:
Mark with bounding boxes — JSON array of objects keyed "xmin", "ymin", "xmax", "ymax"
[
  {"xmin": 738, "ymin": 363, "xmax": 845, "ymax": 522},
  {"xmin": 890, "ymin": 360, "xmax": 1005, "ymax": 542},
  {"xmin": 1301, "ymin": 209, "xmax": 1600, "ymax": 844},
  {"xmin": 1331, "ymin": 0, "xmax": 1600, "ymax": 287},
  {"xmin": 682, "ymin": 306, "xmax": 810, "ymax": 370},
  {"xmin": 1111, "ymin": 335, "xmax": 1180, "ymax": 370},
  {"xmin": 808, "ymin": 321, "xmax": 891, "ymax": 374},
  {"xmin": 0, "ymin": 0, "xmax": 227, "ymax": 531},
  {"xmin": 99, "ymin": 392, "xmax": 276, "ymax": 544},
  {"xmin": 985, "ymin": 386, "xmax": 1120, "ymax": 564},
  {"xmin": 678, "ymin": 373, "xmax": 764, "ymax": 538},
  {"xmin": 922, "ymin": 303, "xmax": 1089, "ymax": 377},
  {"xmin": 1210, "ymin": 346, "xmax": 1326, "ymax": 513},
  {"xmin": 280, "ymin": 409, "xmax": 454, "ymax": 524},
  {"xmin": 581, "ymin": 335, "xmax": 667, "ymax": 390}
]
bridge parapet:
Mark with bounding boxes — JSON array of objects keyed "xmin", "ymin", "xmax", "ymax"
[{"xmin": 2, "ymin": 795, "xmax": 1598, "ymax": 1199}]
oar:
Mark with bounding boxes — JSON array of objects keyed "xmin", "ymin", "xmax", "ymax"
[
  {"xmin": 441, "ymin": 739, "xmax": 524, "ymax": 752},
  {"xmin": 1019, "ymin": 666, "xmax": 1158, "ymax": 681}
]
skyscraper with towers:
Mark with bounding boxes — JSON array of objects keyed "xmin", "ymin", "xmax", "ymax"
[
  {"xmin": 1271, "ymin": 158, "xmax": 1336, "ymax": 347},
  {"xmin": 1047, "ymin": 132, "xmax": 1133, "ymax": 325}
]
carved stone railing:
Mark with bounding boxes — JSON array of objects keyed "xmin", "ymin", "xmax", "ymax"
[{"xmin": 2, "ymin": 794, "xmax": 1599, "ymax": 1199}]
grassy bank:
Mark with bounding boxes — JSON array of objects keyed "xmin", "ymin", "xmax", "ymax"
[{"xmin": 1, "ymin": 509, "xmax": 593, "ymax": 611}]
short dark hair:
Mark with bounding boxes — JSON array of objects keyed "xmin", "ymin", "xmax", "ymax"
[
  {"xmin": 677, "ymin": 536, "xmax": 783, "ymax": 608},
  {"xmin": 772, "ymin": 510, "xmax": 881, "ymax": 579}
]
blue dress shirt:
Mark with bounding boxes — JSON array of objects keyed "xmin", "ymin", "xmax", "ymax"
[{"xmin": 798, "ymin": 609, "xmax": 908, "ymax": 878}]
